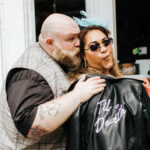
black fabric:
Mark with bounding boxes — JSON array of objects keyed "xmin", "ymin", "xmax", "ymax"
[
  {"xmin": 67, "ymin": 74, "xmax": 150, "ymax": 150},
  {"xmin": 6, "ymin": 68, "xmax": 54, "ymax": 136}
]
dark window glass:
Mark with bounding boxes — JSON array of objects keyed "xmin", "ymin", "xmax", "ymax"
[
  {"xmin": 116, "ymin": 0, "xmax": 150, "ymax": 62},
  {"xmin": 34, "ymin": 0, "xmax": 85, "ymax": 41}
]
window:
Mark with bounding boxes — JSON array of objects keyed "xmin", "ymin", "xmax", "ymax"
[
  {"xmin": 116, "ymin": 0, "xmax": 150, "ymax": 62},
  {"xmin": 34, "ymin": 0, "xmax": 85, "ymax": 41}
]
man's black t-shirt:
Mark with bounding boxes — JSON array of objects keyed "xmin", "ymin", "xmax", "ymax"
[{"xmin": 6, "ymin": 68, "xmax": 54, "ymax": 136}]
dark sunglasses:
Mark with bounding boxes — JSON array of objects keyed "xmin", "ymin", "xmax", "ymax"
[{"xmin": 84, "ymin": 37, "xmax": 113, "ymax": 52}]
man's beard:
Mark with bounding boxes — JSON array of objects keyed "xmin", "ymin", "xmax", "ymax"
[{"xmin": 52, "ymin": 42, "xmax": 81, "ymax": 72}]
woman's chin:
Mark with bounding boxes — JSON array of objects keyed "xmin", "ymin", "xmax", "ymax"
[{"xmin": 104, "ymin": 62, "xmax": 113, "ymax": 70}]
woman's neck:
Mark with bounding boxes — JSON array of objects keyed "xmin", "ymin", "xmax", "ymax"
[{"xmin": 87, "ymin": 67, "xmax": 110, "ymax": 75}]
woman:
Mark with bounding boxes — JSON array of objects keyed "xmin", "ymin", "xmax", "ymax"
[
  {"xmin": 66, "ymin": 25, "xmax": 150, "ymax": 150},
  {"xmin": 67, "ymin": 25, "xmax": 122, "ymax": 81}
]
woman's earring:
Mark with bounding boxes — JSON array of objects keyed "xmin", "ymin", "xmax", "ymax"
[{"xmin": 84, "ymin": 60, "xmax": 87, "ymax": 68}]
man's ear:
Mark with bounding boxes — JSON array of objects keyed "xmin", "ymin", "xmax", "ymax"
[{"xmin": 46, "ymin": 38, "xmax": 54, "ymax": 50}]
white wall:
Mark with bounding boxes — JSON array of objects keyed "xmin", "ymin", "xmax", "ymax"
[
  {"xmin": 136, "ymin": 60, "xmax": 150, "ymax": 75},
  {"xmin": 4, "ymin": 0, "xmax": 26, "ymax": 73},
  {"xmin": 0, "ymin": 0, "xmax": 25, "ymax": 90},
  {"xmin": 0, "ymin": 0, "xmax": 5, "ymax": 90},
  {"xmin": 85, "ymin": 0, "xmax": 117, "ymax": 59},
  {"xmin": 0, "ymin": 0, "xmax": 35, "ymax": 90}
]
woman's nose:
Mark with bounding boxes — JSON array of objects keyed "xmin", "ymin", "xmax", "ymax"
[{"xmin": 100, "ymin": 45, "xmax": 107, "ymax": 53}]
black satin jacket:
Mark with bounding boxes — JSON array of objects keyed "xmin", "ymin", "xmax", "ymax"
[{"xmin": 67, "ymin": 74, "xmax": 150, "ymax": 150}]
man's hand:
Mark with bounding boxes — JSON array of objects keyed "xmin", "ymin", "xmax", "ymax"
[{"xmin": 73, "ymin": 76, "xmax": 106, "ymax": 103}]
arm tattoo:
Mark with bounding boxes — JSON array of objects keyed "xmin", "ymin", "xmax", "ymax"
[
  {"xmin": 28, "ymin": 125, "xmax": 49, "ymax": 137},
  {"xmin": 28, "ymin": 102, "xmax": 61, "ymax": 137},
  {"xmin": 39, "ymin": 101, "xmax": 61, "ymax": 121}
]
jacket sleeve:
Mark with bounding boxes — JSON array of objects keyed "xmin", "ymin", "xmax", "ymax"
[{"xmin": 141, "ymin": 85, "xmax": 150, "ymax": 141}]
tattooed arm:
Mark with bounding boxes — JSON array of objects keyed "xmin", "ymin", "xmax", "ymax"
[{"xmin": 27, "ymin": 76, "xmax": 106, "ymax": 137}]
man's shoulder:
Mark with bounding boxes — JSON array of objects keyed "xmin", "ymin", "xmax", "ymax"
[
  {"xmin": 27, "ymin": 42, "xmax": 41, "ymax": 50},
  {"xmin": 6, "ymin": 69, "xmax": 47, "ymax": 88}
]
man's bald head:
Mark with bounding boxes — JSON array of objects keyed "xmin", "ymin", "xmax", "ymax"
[
  {"xmin": 38, "ymin": 13, "xmax": 81, "ymax": 70},
  {"xmin": 40, "ymin": 13, "xmax": 79, "ymax": 39}
]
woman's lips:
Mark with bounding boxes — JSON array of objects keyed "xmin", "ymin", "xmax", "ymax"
[{"xmin": 103, "ymin": 55, "xmax": 110, "ymax": 61}]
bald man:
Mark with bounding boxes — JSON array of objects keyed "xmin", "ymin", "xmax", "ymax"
[{"xmin": 0, "ymin": 13, "xmax": 105, "ymax": 149}]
